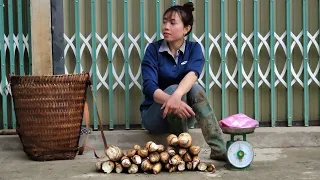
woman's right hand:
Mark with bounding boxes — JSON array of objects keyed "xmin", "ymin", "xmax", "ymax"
[{"xmin": 174, "ymin": 101, "xmax": 195, "ymax": 119}]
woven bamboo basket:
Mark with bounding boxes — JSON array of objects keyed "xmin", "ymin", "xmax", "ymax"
[{"xmin": 10, "ymin": 73, "xmax": 91, "ymax": 161}]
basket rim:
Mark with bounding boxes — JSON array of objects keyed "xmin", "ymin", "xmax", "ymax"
[
  {"xmin": 9, "ymin": 72, "xmax": 90, "ymax": 78},
  {"xmin": 9, "ymin": 73, "xmax": 92, "ymax": 86}
]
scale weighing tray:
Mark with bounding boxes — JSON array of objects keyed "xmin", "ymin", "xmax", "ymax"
[{"xmin": 221, "ymin": 126, "xmax": 256, "ymax": 134}]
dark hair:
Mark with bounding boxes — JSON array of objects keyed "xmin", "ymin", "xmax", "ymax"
[{"xmin": 163, "ymin": 2, "xmax": 194, "ymax": 36}]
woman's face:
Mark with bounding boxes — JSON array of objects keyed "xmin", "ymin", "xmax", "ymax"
[{"xmin": 162, "ymin": 11, "xmax": 190, "ymax": 42}]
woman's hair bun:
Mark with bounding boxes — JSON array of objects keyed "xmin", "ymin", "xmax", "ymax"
[{"xmin": 182, "ymin": 2, "xmax": 194, "ymax": 12}]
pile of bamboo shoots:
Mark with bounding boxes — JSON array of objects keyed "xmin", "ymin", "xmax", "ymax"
[{"xmin": 95, "ymin": 132, "xmax": 216, "ymax": 174}]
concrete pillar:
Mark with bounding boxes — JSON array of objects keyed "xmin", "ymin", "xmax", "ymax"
[{"xmin": 30, "ymin": 0, "xmax": 53, "ymax": 76}]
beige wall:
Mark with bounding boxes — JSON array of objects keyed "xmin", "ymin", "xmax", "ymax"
[{"xmin": 62, "ymin": 0, "xmax": 320, "ymax": 127}]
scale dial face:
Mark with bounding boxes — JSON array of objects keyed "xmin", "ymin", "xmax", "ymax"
[{"xmin": 227, "ymin": 141, "xmax": 254, "ymax": 168}]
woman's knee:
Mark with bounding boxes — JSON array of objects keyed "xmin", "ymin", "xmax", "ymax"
[
  {"xmin": 190, "ymin": 83, "xmax": 205, "ymax": 94},
  {"xmin": 164, "ymin": 84, "xmax": 179, "ymax": 95},
  {"xmin": 188, "ymin": 83, "xmax": 207, "ymax": 104}
]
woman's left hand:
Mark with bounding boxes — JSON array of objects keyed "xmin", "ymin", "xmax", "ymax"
[
  {"xmin": 174, "ymin": 101, "xmax": 195, "ymax": 119},
  {"xmin": 161, "ymin": 93, "xmax": 182, "ymax": 118}
]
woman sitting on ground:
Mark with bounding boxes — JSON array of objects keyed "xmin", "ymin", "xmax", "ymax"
[{"xmin": 140, "ymin": 2, "xmax": 226, "ymax": 161}]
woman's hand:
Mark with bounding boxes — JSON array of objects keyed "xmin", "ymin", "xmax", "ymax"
[
  {"xmin": 161, "ymin": 94, "xmax": 195, "ymax": 119},
  {"xmin": 174, "ymin": 101, "xmax": 195, "ymax": 119},
  {"xmin": 161, "ymin": 93, "xmax": 182, "ymax": 118}
]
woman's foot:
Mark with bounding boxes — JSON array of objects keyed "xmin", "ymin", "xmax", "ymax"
[{"xmin": 210, "ymin": 151, "xmax": 227, "ymax": 161}]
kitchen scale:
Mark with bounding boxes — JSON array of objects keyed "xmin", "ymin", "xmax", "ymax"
[{"xmin": 221, "ymin": 126, "xmax": 256, "ymax": 170}]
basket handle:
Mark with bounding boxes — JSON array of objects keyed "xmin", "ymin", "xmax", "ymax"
[{"xmin": 77, "ymin": 85, "xmax": 109, "ymax": 158}]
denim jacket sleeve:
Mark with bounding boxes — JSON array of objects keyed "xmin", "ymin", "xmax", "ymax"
[
  {"xmin": 141, "ymin": 43, "xmax": 159, "ymax": 99},
  {"xmin": 185, "ymin": 42, "xmax": 204, "ymax": 78}
]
